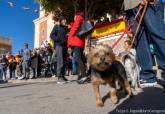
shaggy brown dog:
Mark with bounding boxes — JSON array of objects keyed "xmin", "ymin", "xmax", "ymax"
[{"xmin": 87, "ymin": 44, "xmax": 132, "ymax": 107}]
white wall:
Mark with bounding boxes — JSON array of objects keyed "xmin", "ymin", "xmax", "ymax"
[{"xmin": 46, "ymin": 14, "xmax": 55, "ymax": 42}]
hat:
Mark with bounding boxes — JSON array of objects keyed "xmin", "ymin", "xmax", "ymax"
[{"xmin": 58, "ymin": 16, "xmax": 65, "ymax": 21}]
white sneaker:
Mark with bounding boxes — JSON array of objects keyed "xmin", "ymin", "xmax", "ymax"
[
  {"xmin": 18, "ymin": 76, "xmax": 24, "ymax": 80},
  {"xmin": 140, "ymin": 80, "xmax": 157, "ymax": 88},
  {"xmin": 57, "ymin": 78, "xmax": 67, "ymax": 84}
]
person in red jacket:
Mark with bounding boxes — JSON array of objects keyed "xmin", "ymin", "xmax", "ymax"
[{"xmin": 68, "ymin": 11, "xmax": 90, "ymax": 84}]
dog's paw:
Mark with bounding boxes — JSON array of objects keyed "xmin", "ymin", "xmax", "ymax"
[
  {"xmin": 127, "ymin": 92, "xmax": 133, "ymax": 98},
  {"xmin": 96, "ymin": 100, "xmax": 104, "ymax": 107},
  {"xmin": 125, "ymin": 87, "xmax": 133, "ymax": 98},
  {"xmin": 129, "ymin": 93, "xmax": 133, "ymax": 98},
  {"xmin": 132, "ymin": 90, "xmax": 138, "ymax": 95},
  {"xmin": 135, "ymin": 88, "xmax": 143, "ymax": 93},
  {"xmin": 111, "ymin": 97, "xmax": 118, "ymax": 104}
]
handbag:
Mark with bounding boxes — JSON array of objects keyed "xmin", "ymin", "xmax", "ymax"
[{"xmin": 76, "ymin": 20, "xmax": 93, "ymax": 38}]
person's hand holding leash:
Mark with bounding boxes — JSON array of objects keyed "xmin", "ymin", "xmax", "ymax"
[{"xmin": 141, "ymin": 0, "xmax": 157, "ymax": 5}]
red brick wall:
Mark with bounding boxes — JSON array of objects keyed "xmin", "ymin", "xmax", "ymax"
[{"xmin": 39, "ymin": 20, "xmax": 47, "ymax": 47}]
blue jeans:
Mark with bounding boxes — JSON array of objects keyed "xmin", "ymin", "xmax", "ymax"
[
  {"xmin": 22, "ymin": 61, "xmax": 30, "ymax": 78},
  {"xmin": 47, "ymin": 55, "xmax": 52, "ymax": 65},
  {"xmin": 130, "ymin": 2, "xmax": 165, "ymax": 81},
  {"xmin": 1, "ymin": 65, "xmax": 7, "ymax": 81},
  {"xmin": 72, "ymin": 52, "xmax": 77, "ymax": 74},
  {"xmin": 10, "ymin": 69, "xmax": 15, "ymax": 79}
]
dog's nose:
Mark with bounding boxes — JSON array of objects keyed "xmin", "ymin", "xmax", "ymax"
[{"xmin": 101, "ymin": 57, "xmax": 105, "ymax": 61}]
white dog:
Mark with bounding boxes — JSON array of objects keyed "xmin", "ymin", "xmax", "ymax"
[{"xmin": 118, "ymin": 49, "xmax": 140, "ymax": 90}]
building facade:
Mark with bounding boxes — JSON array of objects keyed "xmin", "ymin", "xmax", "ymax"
[
  {"xmin": 33, "ymin": 7, "xmax": 55, "ymax": 48},
  {"xmin": 0, "ymin": 36, "xmax": 12, "ymax": 56}
]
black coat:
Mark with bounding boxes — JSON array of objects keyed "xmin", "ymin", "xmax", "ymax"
[{"xmin": 50, "ymin": 24, "xmax": 68, "ymax": 47}]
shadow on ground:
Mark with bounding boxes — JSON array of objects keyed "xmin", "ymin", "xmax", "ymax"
[{"xmin": 108, "ymin": 87, "xmax": 165, "ymax": 114}]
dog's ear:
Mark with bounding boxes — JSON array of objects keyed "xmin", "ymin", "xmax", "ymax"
[
  {"xmin": 106, "ymin": 45, "xmax": 113, "ymax": 53},
  {"xmin": 103, "ymin": 44, "xmax": 112, "ymax": 50},
  {"xmin": 90, "ymin": 45, "xmax": 95, "ymax": 51},
  {"xmin": 109, "ymin": 46, "xmax": 113, "ymax": 51},
  {"xmin": 87, "ymin": 53, "xmax": 93, "ymax": 65},
  {"xmin": 107, "ymin": 45, "xmax": 115, "ymax": 61}
]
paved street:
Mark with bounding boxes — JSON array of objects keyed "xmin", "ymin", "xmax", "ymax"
[{"xmin": 0, "ymin": 77, "xmax": 165, "ymax": 114}]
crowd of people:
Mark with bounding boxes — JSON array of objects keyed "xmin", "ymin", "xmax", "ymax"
[
  {"xmin": 0, "ymin": 4, "xmax": 131, "ymax": 85},
  {"xmin": 0, "ymin": 9, "xmax": 91, "ymax": 85},
  {"xmin": 0, "ymin": 42, "xmax": 78, "ymax": 83}
]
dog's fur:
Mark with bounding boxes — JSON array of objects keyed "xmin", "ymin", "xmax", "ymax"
[
  {"xmin": 118, "ymin": 50, "xmax": 140, "ymax": 90},
  {"xmin": 88, "ymin": 44, "xmax": 132, "ymax": 107}
]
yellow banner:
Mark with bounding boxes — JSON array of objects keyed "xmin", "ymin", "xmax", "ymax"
[{"xmin": 91, "ymin": 19, "xmax": 126, "ymax": 39}]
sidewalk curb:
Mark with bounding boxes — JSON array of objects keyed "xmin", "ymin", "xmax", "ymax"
[
  {"xmin": 0, "ymin": 76, "xmax": 77, "ymax": 88},
  {"xmin": 0, "ymin": 78, "xmax": 57, "ymax": 88}
]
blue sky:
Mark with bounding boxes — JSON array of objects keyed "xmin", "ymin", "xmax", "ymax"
[{"xmin": 0, "ymin": 0, "xmax": 39, "ymax": 54}]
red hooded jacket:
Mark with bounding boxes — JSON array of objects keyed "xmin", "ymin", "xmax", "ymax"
[{"xmin": 68, "ymin": 15, "xmax": 85, "ymax": 48}]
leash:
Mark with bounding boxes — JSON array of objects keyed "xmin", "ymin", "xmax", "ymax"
[
  {"xmin": 112, "ymin": 4, "xmax": 143, "ymax": 49},
  {"xmin": 112, "ymin": 2, "xmax": 149, "ymax": 49},
  {"xmin": 130, "ymin": 1, "xmax": 149, "ymax": 48},
  {"xmin": 89, "ymin": 1, "xmax": 153, "ymax": 50}
]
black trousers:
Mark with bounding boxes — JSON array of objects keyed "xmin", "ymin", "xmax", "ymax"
[{"xmin": 74, "ymin": 47, "xmax": 87, "ymax": 78}]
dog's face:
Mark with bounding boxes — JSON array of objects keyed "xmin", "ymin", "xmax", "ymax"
[{"xmin": 88, "ymin": 44, "xmax": 115, "ymax": 71}]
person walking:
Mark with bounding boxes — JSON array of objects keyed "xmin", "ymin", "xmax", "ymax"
[
  {"xmin": 50, "ymin": 16, "xmax": 68, "ymax": 84},
  {"xmin": 124, "ymin": 0, "xmax": 165, "ymax": 87},
  {"xmin": 68, "ymin": 10, "xmax": 90, "ymax": 84}
]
